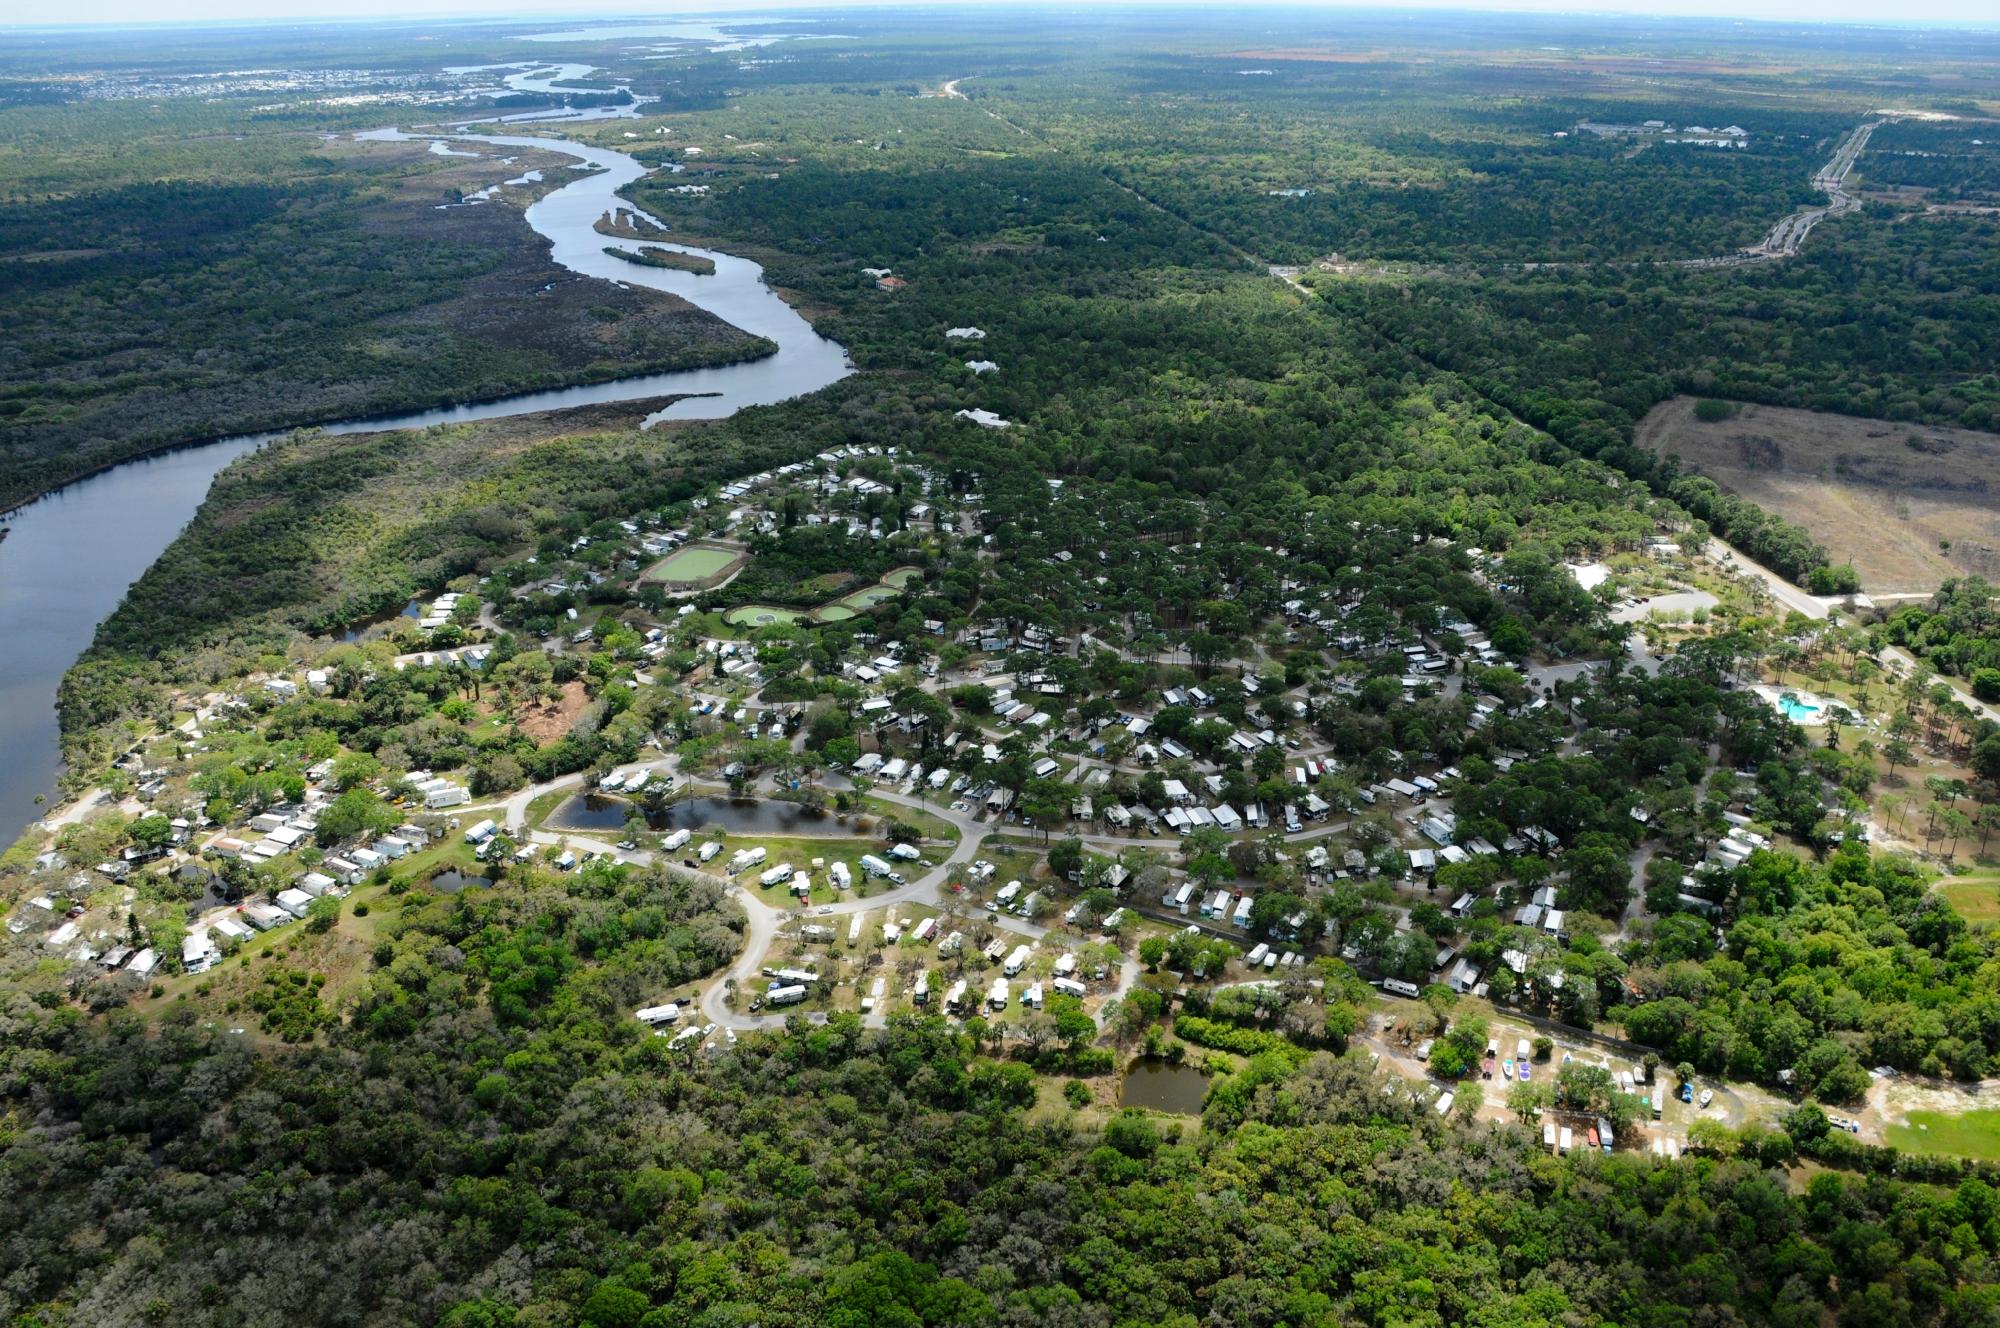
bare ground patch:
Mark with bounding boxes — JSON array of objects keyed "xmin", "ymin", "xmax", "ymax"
[
  {"xmin": 516, "ymin": 679, "xmax": 591, "ymax": 744},
  {"xmin": 1637, "ymin": 395, "xmax": 2000, "ymax": 594}
]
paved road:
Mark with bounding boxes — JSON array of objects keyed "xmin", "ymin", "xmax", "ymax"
[
  {"xmin": 1706, "ymin": 538, "xmax": 1833, "ymax": 620},
  {"xmin": 1880, "ymin": 644, "xmax": 2000, "ymax": 726},
  {"xmin": 688, "ymin": 781, "xmax": 1155, "ymax": 1033}
]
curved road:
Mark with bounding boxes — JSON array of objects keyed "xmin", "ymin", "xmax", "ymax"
[{"xmin": 465, "ymin": 759, "xmax": 1142, "ymax": 1035}]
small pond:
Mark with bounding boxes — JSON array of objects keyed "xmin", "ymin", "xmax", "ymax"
[
  {"xmin": 547, "ymin": 793, "xmax": 867, "ymax": 837},
  {"xmin": 428, "ymin": 870, "xmax": 496, "ymax": 893},
  {"xmin": 1119, "ymin": 1060, "xmax": 1210, "ymax": 1114},
  {"xmin": 339, "ymin": 598, "xmax": 425, "ymax": 643}
]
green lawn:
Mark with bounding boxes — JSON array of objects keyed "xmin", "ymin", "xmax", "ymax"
[
  {"xmin": 643, "ymin": 545, "xmax": 740, "ymax": 585},
  {"xmin": 1888, "ymin": 1108, "xmax": 2000, "ymax": 1163},
  {"xmin": 522, "ymin": 787, "xmax": 572, "ymax": 832},
  {"xmin": 1939, "ymin": 877, "xmax": 2000, "ymax": 925}
]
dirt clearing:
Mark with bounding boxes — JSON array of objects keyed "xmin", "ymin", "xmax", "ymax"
[
  {"xmin": 1637, "ymin": 396, "xmax": 2000, "ymax": 594},
  {"xmin": 517, "ymin": 680, "xmax": 592, "ymax": 743}
]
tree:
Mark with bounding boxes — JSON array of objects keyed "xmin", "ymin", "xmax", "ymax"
[
  {"xmin": 316, "ymin": 788, "xmax": 398, "ymax": 847},
  {"xmin": 1884, "ymin": 736, "xmax": 1915, "ymax": 780},
  {"xmin": 127, "ymin": 812, "xmax": 174, "ymax": 852},
  {"xmin": 1048, "ymin": 994, "xmax": 1096, "ymax": 1048},
  {"xmin": 1507, "ymin": 1080, "xmax": 1551, "ymax": 1121},
  {"xmin": 1562, "ymin": 832, "xmax": 1634, "ymax": 916},
  {"xmin": 1018, "ymin": 778, "xmax": 1071, "ymax": 840},
  {"xmin": 305, "ymin": 895, "xmax": 341, "ymax": 934},
  {"xmin": 329, "ymin": 751, "xmax": 382, "ymax": 791},
  {"xmin": 579, "ymin": 1280, "xmax": 649, "ymax": 1328}
]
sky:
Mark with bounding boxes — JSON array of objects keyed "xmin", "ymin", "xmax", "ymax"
[{"xmin": 5, "ymin": 0, "xmax": 1997, "ymax": 30}]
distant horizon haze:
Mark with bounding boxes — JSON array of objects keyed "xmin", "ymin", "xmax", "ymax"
[{"xmin": 4, "ymin": 0, "xmax": 1998, "ymax": 34}]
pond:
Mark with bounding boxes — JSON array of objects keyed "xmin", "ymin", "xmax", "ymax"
[
  {"xmin": 836, "ymin": 584, "xmax": 901, "ymax": 611},
  {"xmin": 339, "ymin": 597, "xmax": 425, "ymax": 643},
  {"xmin": 427, "ymin": 870, "xmax": 495, "ymax": 893},
  {"xmin": 724, "ymin": 604, "xmax": 809, "ymax": 627},
  {"xmin": 547, "ymin": 793, "xmax": 868, "ymax": 838},
  {"xmin": 1119, "ymin": 1060, "xmax": 1210, "ymax": 1115}
]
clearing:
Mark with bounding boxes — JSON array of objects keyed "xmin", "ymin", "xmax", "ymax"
[
  {"xmin": 1636, "ymin": 396, "xmax": 2000, "ymax": 594},
  {"xmin": 1887, "ymin": 1108, "xmax": 2000, "ymax": 1162},
  {"xmin": 1940, "ymin": 875, "xmax": 2000, "ymax": 925},
  {"xmin": 517, "ymin": 679, "xmax": 591, "ymax": 743}
]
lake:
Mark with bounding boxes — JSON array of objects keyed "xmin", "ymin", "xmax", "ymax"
[
  {"xmin": 0, "ymin": 74, "xmax": 851, "ymax": 848},
  {"xmin": 1119, "ymin": 1060, "xmax": 1210, "ymax": 1115}
]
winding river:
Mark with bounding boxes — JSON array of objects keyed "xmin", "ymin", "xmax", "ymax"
[{"xmin": 0, "ymin": 105, "xmax": 851, "ymax": 845}]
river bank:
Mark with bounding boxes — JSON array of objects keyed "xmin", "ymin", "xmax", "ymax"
[{"xmin": 0, "ymin": 85, "xmax": 852, "ymax": 848}]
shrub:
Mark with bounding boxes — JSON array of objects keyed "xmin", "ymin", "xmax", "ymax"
[{"xmin": 1173, "ymin": 1014, "xmax": 1306, "ymax": 1061}]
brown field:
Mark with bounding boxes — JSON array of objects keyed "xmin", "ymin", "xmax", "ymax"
[{"xmin": 1637, "ymin": 396, "xmax": 2000, "ymax": 594}]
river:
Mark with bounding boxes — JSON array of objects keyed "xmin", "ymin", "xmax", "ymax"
[{"xmin": 0, "ymin": 96, "xmax": 851, "ymax": 847}]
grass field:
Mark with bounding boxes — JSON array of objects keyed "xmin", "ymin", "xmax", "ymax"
[
  {"xmin": 1940, "ymin": 876, "xmax": 2000, "ymax": 925},
  {"xmin": 1889, "ymin": 1108, "xmax": 2000, "ymax": 1162},
  {"xmin": 643, "ymin": 544, "xmax": 742, "ymax": 586}
]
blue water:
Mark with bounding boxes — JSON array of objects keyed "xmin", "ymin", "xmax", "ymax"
[{"xmin": 1779, "ymin": 696, "xmax": 1821, "ymax": 722}]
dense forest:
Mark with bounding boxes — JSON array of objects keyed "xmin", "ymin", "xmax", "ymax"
[
  {"xmin": 0, "ymin": 109, "xmax": 768, "ymax": 510},
  {"xmin": 7, "ymin": 856, "xmax": 2000, "ymax": 1328}
]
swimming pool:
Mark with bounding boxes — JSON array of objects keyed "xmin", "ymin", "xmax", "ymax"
[{"xmin": 1778, "ymin": 694, "xmax": 1821, "ymax": 723}]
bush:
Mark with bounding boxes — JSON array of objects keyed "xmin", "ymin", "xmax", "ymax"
[
  {"xmin": 1173, "ymin": 1015, "xmax": 1306, "ymax": 1061},
  {"xmin": 1693, "ymin": 398, "xmax": 1740, "ymax": 422}
]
